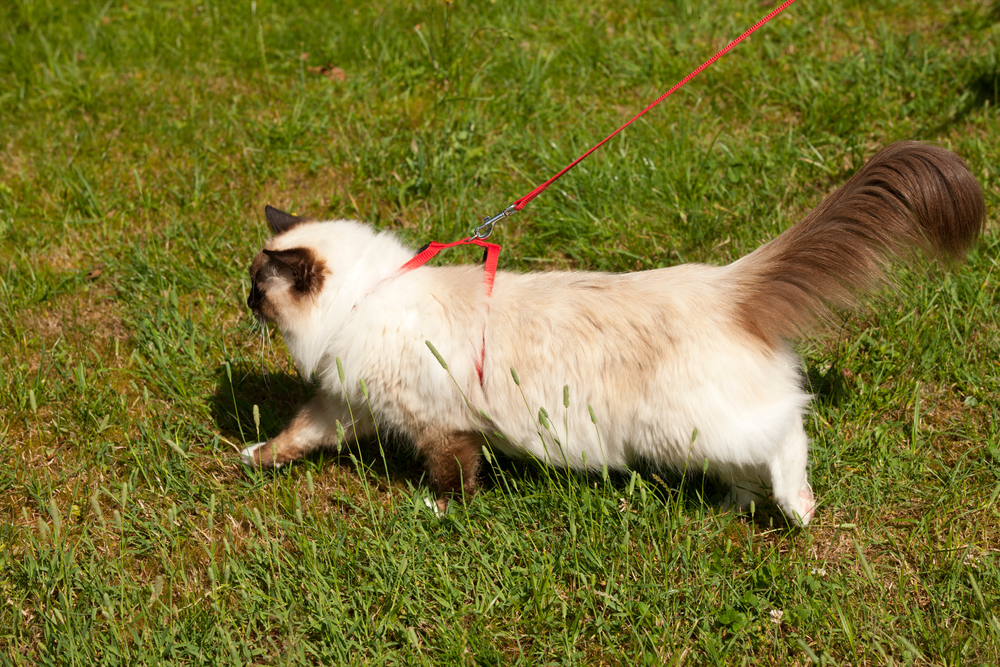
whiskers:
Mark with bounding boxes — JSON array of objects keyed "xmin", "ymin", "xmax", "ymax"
[{"xmin": 238, "ymin": 311, "xmax": 279, "ymax": 385}]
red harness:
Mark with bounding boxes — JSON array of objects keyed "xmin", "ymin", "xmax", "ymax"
[
  {"xmin": 396, "ymin": 237, "xmax": 501, "ymax": 386},
  {"xmin": 397, "ymin": 237, "xmax": 501, "ymax": 296}
]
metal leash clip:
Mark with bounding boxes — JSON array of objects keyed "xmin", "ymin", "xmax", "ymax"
[{"xmin": 471, "ymin": 205, "xmax": 517, "ymax": 240}]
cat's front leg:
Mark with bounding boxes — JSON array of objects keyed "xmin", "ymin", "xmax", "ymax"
[
  {"xmin": 241, "ymin": 393, "xmax": 373, "ymax": 468},
  {"xmin": 721, "ymin": 479, "xmax": 767, "ymax": 514}
]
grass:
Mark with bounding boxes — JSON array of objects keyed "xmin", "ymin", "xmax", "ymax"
[{"xmin": 1, "ymin": 0, "xmax": 999, "ymax": 663}]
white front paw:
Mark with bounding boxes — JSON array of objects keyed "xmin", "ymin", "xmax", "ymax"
[
  {"xmin": 240, "ymin": 442, "xmax": 271, "ymax": 467},
  {"xmin": 422, "ymin": 496, "xmax": 449, "ymax": 517}
]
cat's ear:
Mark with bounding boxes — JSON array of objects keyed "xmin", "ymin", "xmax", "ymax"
[
  {"xmin": 265, "ymin": 205, "xmax": 311, "ymax": 235},
  {"xmin": 263, "ymin": 247, "xmax": 326, "ymax": 294}
]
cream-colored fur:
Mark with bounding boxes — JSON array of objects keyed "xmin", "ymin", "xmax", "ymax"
[
  {"xmin": 244, "ymin": 142, "xmax": 985, "ymax": 527},
  {"xmin": 249, "ymin": 220, "xmax": 816, "ymax": 524}
]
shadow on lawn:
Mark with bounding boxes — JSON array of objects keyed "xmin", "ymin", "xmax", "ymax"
[
  {"xmin": 924, "ymin": 45, "xmax": 1000, "ymax": 135},
  {"xmin": 209, "ymin": 359, "xmax": 828, "ymax": 528},
  {"xmin": 208, "ymin": 362, "xmax": 426, "ymax": 489},
  {"xmin": 804, "ymin": 360, "xmax": 850, "ymax": 407}
]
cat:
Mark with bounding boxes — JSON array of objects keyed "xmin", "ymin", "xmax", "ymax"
[{"xmin": 241, "ymin": 141, "xmax": 984, "ymax": 526}]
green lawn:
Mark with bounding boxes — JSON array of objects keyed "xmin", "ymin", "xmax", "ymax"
[{"xmin": 2, "ymin": 0, "xmax": 999, "ymax": 664}]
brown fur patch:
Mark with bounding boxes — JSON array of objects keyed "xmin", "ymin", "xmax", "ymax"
[
  {"xmin": 418, "ymin": 431, "xmax": 485, "ymax": 499},
  {"xmin": 732, "ymin": 141, "xmax": 985, "ymax": 347},
  {"xmin": 247, "ymin": 246, "xmax": 327, "ymax": 327},
  {"xmin": 261, "ymin": 247, "xmax": 326, "ymax": 296},
  {"xmin": 250, "ymin": 439, "xmax": 302, "ymax": 468},
  {"xmin": 246, "ymin": 251, "xmax": 268, "ymax": 312}
]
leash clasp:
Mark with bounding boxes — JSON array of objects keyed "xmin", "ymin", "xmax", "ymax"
[{"xmin": 472, "ymin": 205, "xmax": 517, "ymax": 240}]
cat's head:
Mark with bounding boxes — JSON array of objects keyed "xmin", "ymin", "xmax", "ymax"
[
  {"xmin": 246, "ymin": 206, "xmax": 328, "ymax": 330},
  {"xmin": 246, "ymin": 206, "xmax": 415, "ymax": 374}
]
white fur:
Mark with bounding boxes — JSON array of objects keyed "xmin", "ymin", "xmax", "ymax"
[
  {"xmin": 261, "ymin": 220, "xmax": 817, "ymax": 525},
  {"xmin": 240, "ymin": 442, "xmax": 275, "ymax": 467}
]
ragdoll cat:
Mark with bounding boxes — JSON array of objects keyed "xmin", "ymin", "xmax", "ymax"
[{"xmin": 241, "ymin": 141, "xmax": 984, "ymax": 526}]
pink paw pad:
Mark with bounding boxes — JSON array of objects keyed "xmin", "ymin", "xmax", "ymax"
[{"xmin": 798, "ymin": 486, "xmax": 816, "ymax": 523}]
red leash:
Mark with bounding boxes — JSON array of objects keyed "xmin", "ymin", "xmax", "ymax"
[
  {"xmin": 470, "ymin": 0, "xmax": 799, "ymax": 241},
  {"xmin": 506, "ymin": 0, "xmax": 799, "ymax": 218},
  {"xmin": 401, "ymin": 0, "xmax": 798, "ymax": 280}
]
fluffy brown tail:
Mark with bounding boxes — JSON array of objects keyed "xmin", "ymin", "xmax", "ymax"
[{"xmin": 731, "ymin": 141, "xmax": 985, "ymax": 346}]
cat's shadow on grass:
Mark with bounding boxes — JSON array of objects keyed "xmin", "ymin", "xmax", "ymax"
[
  {"xmin": 804, "ymin": 361, "xmax": 850, "ymax": 407},
  {"xmin": 208, "ymin": 364, "xmax": 428, "ymax": 490},
  {"xmin": 210, "ymin": 362, "xmax": 844, "ymax": 528}
]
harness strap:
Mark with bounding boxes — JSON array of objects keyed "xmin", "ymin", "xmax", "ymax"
[
  {"xmin": 397, "ymin": 237, "xmax": 501, "ymax": 297},
  {"xmin": 397, "ymin": 238, "xmax": 500, "ymax": 388}
]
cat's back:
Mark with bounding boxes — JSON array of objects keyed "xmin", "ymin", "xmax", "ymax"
[
  {"xmin": 481, "ymin": 262, "xmax": 759, "ymax": 403},
  {"xmin": 476, "ymin": 262, "xmax": 801, "ymax": 466},
  {"xmin": 488, "ymin": 262, "xmax": 736, "ymax": 337}
]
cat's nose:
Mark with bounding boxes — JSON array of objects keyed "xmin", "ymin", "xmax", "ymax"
[{"xmin": 247, "ymin": 284, "xmax": 263, "ymax": 309}]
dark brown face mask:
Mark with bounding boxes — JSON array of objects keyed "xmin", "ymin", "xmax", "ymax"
[
  {"xmin": 246, "ymin": 206, "xmax": 327, "ymax": 322},
  {"xmin": 247, "ymin": 281, "xmax": 264, "ymax": 311}
]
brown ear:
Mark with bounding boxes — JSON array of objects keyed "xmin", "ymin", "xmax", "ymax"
[
  {"xmin": 265, "ymin": 205, "xmax": 311, "ymax": 234},
  {"xmin": 262, "ymin": 247, "xmax": 326, "ymax": 294}
]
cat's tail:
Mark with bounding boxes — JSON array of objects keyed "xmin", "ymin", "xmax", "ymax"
[{"xmin": 729, "ymin": 141, "xmax": 985, "ymax": 346}]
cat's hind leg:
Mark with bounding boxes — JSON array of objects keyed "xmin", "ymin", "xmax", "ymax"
[
  {"xmin": 416, "ymin": 431, "xmax": 485, "ymax": 514},
  {"xmin": 767, "ymin": 419, "xmax": 815, "ymax": 527},
  {"xmin": 242, "ymin": 394, "xmax": 373, "ymax": 468}
]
